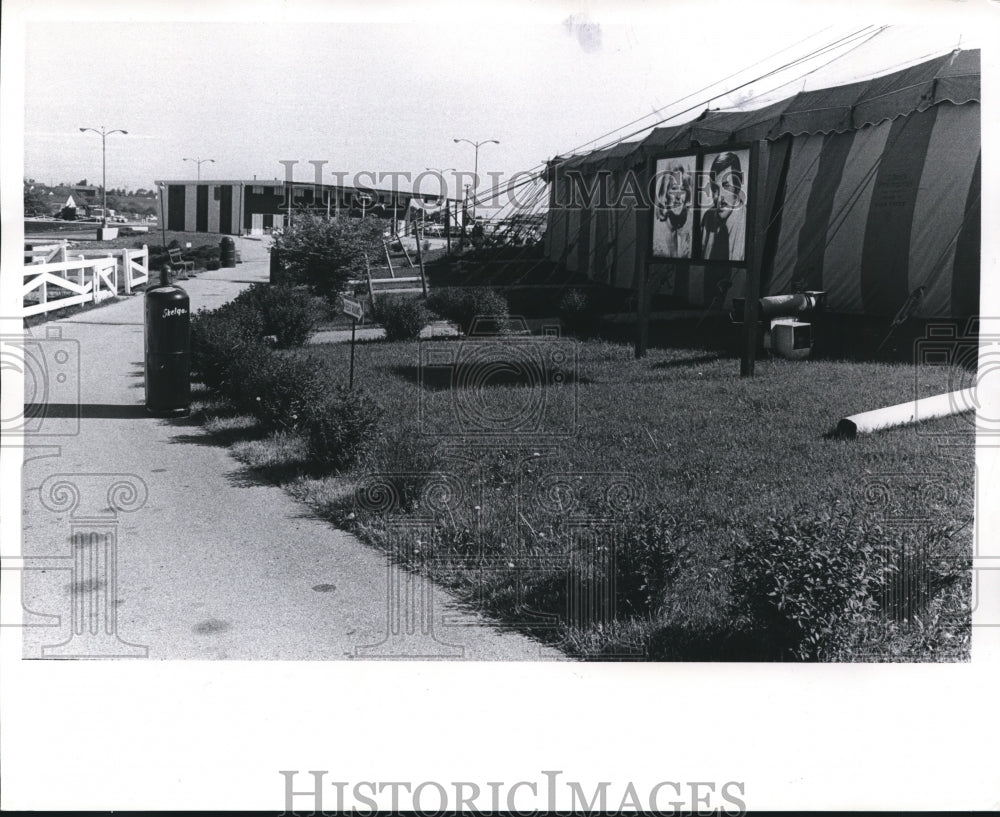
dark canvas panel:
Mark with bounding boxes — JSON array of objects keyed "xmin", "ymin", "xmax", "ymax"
[{"xmin": 860, "ymin": 106, "xmax": 939, "ymax": 315}]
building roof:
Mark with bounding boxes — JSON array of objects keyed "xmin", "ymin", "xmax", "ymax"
[{"xmin": 153, "ymin": 179, "xmax": 459, "ymax": 203}]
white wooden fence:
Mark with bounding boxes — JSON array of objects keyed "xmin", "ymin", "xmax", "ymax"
[{"xmin": 21, "ymin": 242, "xmax": 150, "ymax": 317}]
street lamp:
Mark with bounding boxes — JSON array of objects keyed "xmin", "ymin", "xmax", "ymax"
[
  {"xmin": 453, "ymin": 138, "xmax": 498, "ymax": 221},
  {"xmin": 156, "ymin": 183, "xmax": 168, "ymax": 251},
  {"xmin": 425, "ymin": 166, "xmax": 455, "ymax": 194},
  {"xmin": 423, "ymin": 167, "xmax": 455, "ymax": 234},
  {"xmin": 183, "ymin": 157, "xmax": 215, "ymax": 181},
  {"xmin": 79, "ymin": 126, "xmax": 128, "ymax": 228}
]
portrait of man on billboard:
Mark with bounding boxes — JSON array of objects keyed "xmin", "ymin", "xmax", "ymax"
[
  {"xmin": 699, "ymin": 149, "xmax": 748, "ymax": 262},
  {"xmin": 652, "ymin": 155, "xmax": 696, "ymax": 258}
]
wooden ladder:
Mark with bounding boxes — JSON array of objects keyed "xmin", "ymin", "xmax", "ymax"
[{"xmin": 364, "ymin": 227, "xmax": 428, "ymax": 301}]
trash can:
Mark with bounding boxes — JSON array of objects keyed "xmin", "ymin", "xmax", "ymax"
[
  {"xmin": 144, "ymin": 267, "xmax": 190, "ymax": 417},
  {"xmin": 220, "ymin": 236, "xmax": 237, "ymax": 268}
]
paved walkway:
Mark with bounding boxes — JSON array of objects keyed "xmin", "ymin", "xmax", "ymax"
[{"xmin": 19, "ymin": 240, "xmax": 562, "ymax": 660}]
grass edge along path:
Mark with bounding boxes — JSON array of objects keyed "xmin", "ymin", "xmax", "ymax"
[{"xmin": 188, "ymin": 315, "xmax": 974, "ymax": 661}]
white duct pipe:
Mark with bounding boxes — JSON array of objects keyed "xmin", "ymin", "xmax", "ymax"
[{"xmin": 836, "ymin": 388, "xmax": 976, "ymax": 437}]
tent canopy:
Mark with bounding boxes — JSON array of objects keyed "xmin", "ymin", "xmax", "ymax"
[
  {"xmin": 550, "ymin": 49, "xmax": 978, "ymax": 174},
  {"xmin": 544, "ymin": 48, "xmax": 980, "ymax": 319}
]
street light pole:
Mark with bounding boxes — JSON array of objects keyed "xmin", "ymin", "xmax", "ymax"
[
  {"xmin": 425, "ymin": 166, "xmax": 455, "ymax": 196},
  {"xmin": 453, "ymin": 138, "xmax": 498, "ymax": 221},
  {"xmin": 425, "ymin": 167, "xmax": 455, "ymax": 239},
  {"xmin": 157, "ymin": 183, "xmax": 168, "ymax": 250},
  {"xmin": 183, "ymin": 157, "xmax": 215, "ymax": 181},
  {"xmin": 79, "ymin": 126, "xmax": 128, "ymax": 228}
]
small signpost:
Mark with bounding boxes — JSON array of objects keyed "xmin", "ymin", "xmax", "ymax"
[{"xmin": 341, "ymin": 295, "xmax": 364, "ymax": 389}]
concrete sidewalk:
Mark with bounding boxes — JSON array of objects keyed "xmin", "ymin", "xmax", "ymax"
[{"xmin": 19, "ymin": 249, "xmax": 561, "ymax": 660}]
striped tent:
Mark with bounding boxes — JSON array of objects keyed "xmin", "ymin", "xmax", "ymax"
[{"xmin": 544, "ymin": 49, "xmax": 980, "ymax": 318}]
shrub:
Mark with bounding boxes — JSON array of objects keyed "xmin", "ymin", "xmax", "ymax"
[
  {"xmin": 610, "ymin": 507, "xmax": 697, "ymax": 617},
  {"xmin": 304, "ymin": 386, "xmax": 382, "ymax": 471},
  {"xmin": 426, "ymin": 287, "xmax": 509, "ymax": 336},
  {"xmin": 228, "ymin": 352, "xmax": 330, "ymax": 433},
  {"xmin": 373, "ymin": 296, "xmax": 429, "ymax": 342},
  {"xmin": 206, "ymin": 259, "xmax": 221, "ymax": 271},
  {"xmin": 270, "ymin": 212, "xmax": 386, "ymax": 301},
  {"xmin": 558, "ymin": 288, "xmax": 600, "ymax": 337},
  {"xmin": 725, "ymin": 508, "xmax": 948, "ymax": 660},
  {"xmin": 233, "ymin": 283, "xmax": 322, "ymax": 348},
  {"xmin": 190, "ymin": 300, "xmax": 267, "ymax": 392}
]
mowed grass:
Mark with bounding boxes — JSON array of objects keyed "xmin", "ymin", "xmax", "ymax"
[{"xmin": 200, "ymin": 337, "xmax": 975, "ymax": 660}]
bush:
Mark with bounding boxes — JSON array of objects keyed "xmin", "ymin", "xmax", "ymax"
[
  {"xmin": 232, "ymin": 283, "xmax": 322, "ymax": 348},
  {"xmin": 610, "ymin": 507, "xmax": 697, "ymax": 617},
  {"xmin": 270, "ymin": 213, "xmax": 386, "ymax": 301},
  {"xmin": 206, "ymin": 259, "xmax": 221, "ymax": 271},
  {"xmin": 190, "ymin": 300, "xmax": 267, "ymax": 392},
  {"xmin": 372, "ymin": 296, "xmax": 429, "ymax": 342},
  {"xmin": 227, "ymin": 351, "xmax": 330, "ymax": 433},
  {"xmin": 724, "ymin": 508, "xmax": 968, "ymax": 660},
  {"xmin": 558, "ymin": 288, "xmax": 600, "ymax": 337},
  {"xmin": 426, "ymin": 287, "xmax": 509, "ymax": 336},
  {"xmin": 304, "ymin": 386, "xmax": 382, "ymax": 471}
]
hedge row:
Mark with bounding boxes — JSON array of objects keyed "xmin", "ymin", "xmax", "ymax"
[
  {"xmin": 372, "ymin": 287, "xmax": 602, "ymax": 341},
  {"xmin": 190, "ymin": 283, "xmax": 380, "ymax": 470}
]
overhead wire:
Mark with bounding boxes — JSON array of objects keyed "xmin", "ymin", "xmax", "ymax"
[
  {"xmin": 497, "ymin": 26, "xmax": 892, "ymax": 295},
  {"xmin": 470, "ymin": 26, "xmax": 885, "ymax": 216}
]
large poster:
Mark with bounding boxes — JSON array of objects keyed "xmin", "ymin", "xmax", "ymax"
[
  {"xmin": 651, "ymin": 155, "xmax": 696, "ymax": 258},
  {"xmin": 697, "ymin": 148, "xmax": 749, "ymax": 262}
]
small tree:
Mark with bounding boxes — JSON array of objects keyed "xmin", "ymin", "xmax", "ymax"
[
  {"xmin": 23, "ymin": 182, "xmax": 48, "ymax": 216},
  {"xmin": 271, "ymin": 212, "xmax": 386, "ymax": 302}
]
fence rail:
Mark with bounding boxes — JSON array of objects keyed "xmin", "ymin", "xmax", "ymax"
[{"xmin": 21, "ymin": 242, "xmax": 149, "ymax": 317}]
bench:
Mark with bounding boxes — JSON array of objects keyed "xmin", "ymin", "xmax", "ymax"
[{"xmin": 168, "ymin": 248, "xmax": 194, "ymax": 276}]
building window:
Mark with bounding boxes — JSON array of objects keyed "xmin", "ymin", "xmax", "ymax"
[
  {"xmin": 273, "ymin": 185, "xmax": 284, "ymax": 196},
  {"xmin": 252, "ymin": 185, "xmax": 264, "ymax": 194}
]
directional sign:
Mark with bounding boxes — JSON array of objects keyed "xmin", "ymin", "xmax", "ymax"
[{"xmin": 341, "ymin": 295, "xmax": 364, "ymax": 321}]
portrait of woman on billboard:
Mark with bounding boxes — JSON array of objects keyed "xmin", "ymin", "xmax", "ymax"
[
  {"xmin": 699, "ymin": 149, "xmax": 748, "ymax": 262},
  {"xmin": 651, "ymin": 156, "xmax": 695, "ymax": 258}
]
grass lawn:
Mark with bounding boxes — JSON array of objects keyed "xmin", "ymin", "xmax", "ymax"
[
  {"xmin": 195, "ymin": 336, "xmax": 975, "ymax": 661},
  {"xmin": 67, "ymin": 229, "xmax": 226, "ymax": 253}
]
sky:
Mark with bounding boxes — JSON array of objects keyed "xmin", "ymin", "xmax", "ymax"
[{"xmin": 17, "ymin": 3, "xmax": 988, "ymax": 202}]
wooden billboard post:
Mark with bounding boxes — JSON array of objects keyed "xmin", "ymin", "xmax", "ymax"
[
  {"xmin": 741, "ymin": 140, "xmax": 767, "ymax": 378},
  {"xmin": 634, "ymin": 171, "xmax": 652, "ymax": 359}
]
